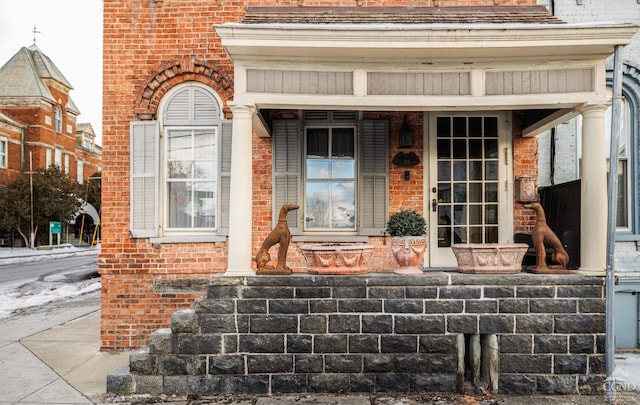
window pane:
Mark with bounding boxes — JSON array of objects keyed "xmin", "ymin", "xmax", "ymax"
[
  {"xmin": 305, "ymin": 182, "xmax": 330, "ymax": 228},
  {"xmin": 485, "ymin": 204, "xmax": 498, "ymax": 224},
  {"xmin": 454, "ymin": 184, "xmax": 467, "ymax": 203},
  {"xmin": 438, "ymin": 227, "xmax": 451, "ymax": 247},
  {"xmin": 168, "ymin": 130, "xmax": 192, "ymax": 160},
  {"xmin": 331, "ymin": 181, "xmax": 355, "ymax": 229},
  {"xmin": 437, "ymin": 117, "xmax": 451, "ymax": 137},
  {"xmin": 469, "ymin": 183, "xmax": 482, "ymax": 202},
  {"xmin": 617, "ymin": 161, "xmax": 628, "ymax": 228},
  {"xmin": 168, "ymin": 181, "xmax": 192, "ymax": 228},
  {"xmin": 453, "ymin": 161, "xmax": 467, "ymax": 181},
  {"xmin": 194, "ymin": 130, "xmax": 215, "ymax": 159},
  {"xmin": 469, "ymin": 161, "xmax": 482, "ymax": 181},
  {"xmin": 438, "ymin": 205, "xmax": 451, "ymax": 225},
  {"xmin": 194, "ymin": 183, "xmax": 216, "ymax": 228},
  {"xmin": 438, "ymin": 161, "xmax": 451, "ymax": 181},
  {"xmin": 469, "ymin": 139, "xmax": 482, "ymax": 159},
  {"xmin": 332, "ymin": 160, "xmax": 355, "ymax": 178},
  {"xmin": 438, "ymin": 184, "xmax": 451, "ymax": 203},
  {"xmin": 307, "ymin": 128, "xmax": 329, "ymax": 157},
  {"xmin": 332, "ymin": 128, "xmax": 354, "ymax": 158},
  {"xmin": 454, "ymin": 204, "xmax": 466, "ymax": 225},
  {"xmin": 307, "ymin": 160, "xmax": 330, "ymax": 179},
  {"xmin": 485, "ymin": 226, "xmax": 498, "ymax": 243},
  {"xmin": 437, "ymin": 139, "xmax": 451, "ymax": 158},
  {"xmin": 453, "ymin": 117, "xmax": 467, "ymax": 137},
  {"xmin": 469, "ymin": 205, "xmax": 482, "ymax": 225},
  {"xmin": 168, "ymin": 161, "xmax": 193, "ymax": 179},
  {"xmin": 195, "ymin": 162, "xmax": 215, "ymax": 179},
  {"xmin": 485, "ymin": 183, "xmax": 498, "ymax": 202},
  {"xmin": 469, "ymin": 117, "xmax": 482, "ymax": 137},
  {"xmin": 484, "ymin": 139, "xmax": 498, "ymax": 158},
  {"xmin": 453, "ymin": 139, "xmax": 467, "ymax": 159},
  {"xmin": 484, "ymin": 117, "xmax": 498, "ymax": 137},
  {"xmin": 469, "ymin": 227, "xmax": 482, "ymax": 243},
  {"xmin": 485, "ymin": 161, "xmax": 498, "ymax": 180}
]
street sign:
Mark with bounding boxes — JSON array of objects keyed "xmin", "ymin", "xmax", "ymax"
[{"xmin": 50, "ymin": 221, "xmax": 62, "ymax": 234}]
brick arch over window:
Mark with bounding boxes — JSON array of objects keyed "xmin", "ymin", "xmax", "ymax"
[{"xmin": 134, "ymin": 57, "xmax": 233, "ymax": 120}]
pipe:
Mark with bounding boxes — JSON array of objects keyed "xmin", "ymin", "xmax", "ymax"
[{"xmin": 605, "ymin": 44, "xmax": 624, "ymax": 404}]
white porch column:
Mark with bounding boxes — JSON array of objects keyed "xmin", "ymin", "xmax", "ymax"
[
  {"xmin": 225, "ymin": 104, "xmax": 256, "ymax": 276},
  {"xmin": 579, "ymin": 104, "xmax": 609, "ymax": 275}
]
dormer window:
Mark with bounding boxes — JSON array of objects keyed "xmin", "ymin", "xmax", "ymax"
[{"xmin": 55, "ymin": 105, "xmax": 62, "ymax": 133}]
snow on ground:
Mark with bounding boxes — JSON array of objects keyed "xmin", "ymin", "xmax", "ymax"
[{"xmin": 0, "ymin": 244, "xmax": 101, "ymax": 319}]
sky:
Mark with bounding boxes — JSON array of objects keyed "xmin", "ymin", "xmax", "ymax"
[{"xmin": 0, "ymin": 0, "xmax": 103, "ymax": 144}]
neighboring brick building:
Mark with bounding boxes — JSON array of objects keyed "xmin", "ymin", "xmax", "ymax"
[
  {"xmin": 101, "ymin": 0, "xmax": 636, "ymax": 365},
  {"xmin": 0, "ymin": 45, "xmax": 102, "ymax": 185}
]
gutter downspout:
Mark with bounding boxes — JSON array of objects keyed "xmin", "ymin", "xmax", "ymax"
[
  {"xmin": 20, "ymin": 127, "xmax": 25, "ymax": 175},
  {"xmin": 605, "ymin": 44, "xmax": 624, "ymax": 404}
]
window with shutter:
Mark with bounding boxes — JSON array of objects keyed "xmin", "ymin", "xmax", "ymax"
[
  {"xmin": 129, "ymin": 82, "xmax": 230, "ymax": 240},
  {"xmin": 272, "ymin": 113, "xmax": 388, "ymax": 237}
]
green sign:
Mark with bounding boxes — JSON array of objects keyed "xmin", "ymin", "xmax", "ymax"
[{"xmin": 50, "ymin": 221, "xmax": 62, "ymax": 234}]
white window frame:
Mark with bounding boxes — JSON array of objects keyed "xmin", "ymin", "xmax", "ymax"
[
  {"xmin": 46, "ymin": 148, "xmax": 52, "ymax": 168},
  {"xmin": 54, "ymin": 148, "xmax": 62, "ymax": 168},
  {"xmin": 77, "ymin": 160, "xmax": 84, "ymax": 184},
  {"xmin": 0, "ymin": 137, "xmax": 6, "ymax": 168},
  {"xmin": 55, "ymin": 106, "xmax": 62, "ymax": 133}
]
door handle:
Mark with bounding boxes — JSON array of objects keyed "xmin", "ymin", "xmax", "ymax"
[{"xmin": 432, "ymin": 198, "xmax": 438, "ymax": 212}]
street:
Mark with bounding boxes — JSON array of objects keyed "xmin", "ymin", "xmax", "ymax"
[{"xmin": 0, "ymin": 251, "xmax": 100, "ymax": 319}]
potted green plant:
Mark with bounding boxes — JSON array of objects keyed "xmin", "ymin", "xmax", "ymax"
[{"xmin": 386, "ymin": 209, "xmax": 427, "ymax": 275}]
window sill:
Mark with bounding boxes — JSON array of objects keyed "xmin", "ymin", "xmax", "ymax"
[
  {"xmin": 149, "ymin": 235, "xmax": 226, "ymax": 244},
  {"xmin": 292, "ymin": 235, "xmax": 369, "ymax": 243}
]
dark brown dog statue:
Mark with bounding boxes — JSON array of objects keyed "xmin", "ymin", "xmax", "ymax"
[
  {"xmin": 255, "ymin": 203, "xmax": 299, "ymax": 275},
  {"xmin": 523, "ymin": 202, "xmax": 570, "ymax": 274}
]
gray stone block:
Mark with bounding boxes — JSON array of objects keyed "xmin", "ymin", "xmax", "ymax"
[
  {"xmin": 530, "ymin": 299, "xmax": 577, "ymax": 314},
  {"xmin": 555, "ymin": 315, "xmax": 605, "ymax": 333},
  {"xmin": 500, "ymin": 354, "xmax": 552, "ymax": 373},
  {"xmin": 439, "ymin": 286, "xmax": 481, "ymax": 299},
  {"xmin": 349, "ymin": 334, "xmax": 379, "ymax": 353},
  {"xmin": 498, "ymin": 298, "xmax": 529, "ymax": 313},
  {"xmin": 554, "ymin": 354, "xmax": 587, "ymax": 374},
  {"xmin": 164, "ymin": 376, "xmax": 187, "ymax": 396},
  {"xmin": 362, "ymin": 315, "xmax": 392, "ymax": 333},
  {"xmin": 224, "ymin": 335, "xmax": 238, "ymax": 353},
  {"xmin": 207, "ymin": 285, "xmax": 239, "ymax": 299},
  {"xmin": 187, "ymin": 375, "xmax": 226, "ymax": 395},
  {"xmin": 380, "ymin": 335, "xmax": 417, "ymax": 353},
  {"xmin": 287, "ymin": 334, "xmax": 312, "ymax": 353},
  {"xmin": 209, "ymin": 354, "xmax": 245, "ymax": 374},
  {"xmin": 199, "ymin": 314, "xmax": 238, "ymax": 333},
  {"xmin": 272, "ymin": 374, "xmax": 309, "ymax": 393},
  {"xmin": 171, "ymin": 309, "xmax": 199, "ymax": 333},
  {"xmin": 176, "ymin": 334, "xmax": 221, "ymax": 354},
  {"xmin": 329, "ymin": 314, "xmax": 360, "ymax": 333},
  {"xmin": 240, "ymin": 286, "xmax": 294, "ymax": 299},
  {"xmin": 149, "ymin": 328, "xmax": 174, "ymax": 354},
  {"xmin": 589, "ymin": 354, "xmax": 606, "ymax": 374},
  {"xmin": 578, "ymin": 375, "xmax": 605, "ymax": 395},
  {"xmin": 384, "ymin": 299, "xmax": 424, "ymax": 313},
  {"xmin": 484, "ymin": 286, "xmax": 515, "ymax": 298},
  {"xmin": 363, "ymin": 353, "xmax": 393, "ymax": 372},
  {"xmin": 498, "ymin": 374, "xmax": 536, "ymax": 394},
  {"xmin": 405, "ymin": 286, "xmax": 438, "ymax": 299},
  {"xmin": 308, "ymin": 374, "xmax": 349, "ymax": 393},
  {"xmin": 349, "ymin": 374, "xmax": 376, "ymax": 392},
  {"xmin": 570, "ymin": 335, "xmax": 595, "ymax": 354},
  {"xmin": 106, "ymin": 366, "xmax": 133, "ymax": 394},
  {"xmin": 418, "ymin": 335, "xmax": 458, "ymax": 353},
  {"xmin": 536, "ymin": 375, "xmax": 578, "ymax": 394},
  {"xmin": 466, "ymin": 300, "xmax": 498, "ymax": 313},
  {"xmin": 516, "ymin": 286, "xmax": 555, "ymax": 298},
  {"xmin": 296, "ymin": 287, "xmax": 331, "ymax": 298},
  {"xmin": 557, "ymin": 286, "xmax": 602, "ymax": 298},
  {"xmin": 249, "ymin": 315, "xmax": 297, "ymax": 333},
  {"xmin": 231, "ymin": 375, "xmax": 270, "ymax": 394},
  {"xmin": 239, "ymin": 334, "xmax": 285, "ymax": 353},
  {"xmin": 499, "ymin": 334, "xmax": 532, "ymax": 353},
  {"xmin": 338, "ymin": 299, "xmax": 382, "ymax": 313},
  {"xmin": 325, "ymin": 354, "xmax": 363, "ymax": 373},
  {"xmin": 515, "ymin": 315, "xmax": 553, "ymax": 333},
  {"xmin": 158, "ymin": 355, "xmax": 193, "ymax": 375},
  {"xmin": 129, "ymin": 350, "xmax": 156, "ymax": 374},
  {"xmin": 295, "ymin": 354, "xmax": 323, "ymax": 373},
  {"xmin": 425, "ymin": 300, "xmax": 464, "ymax": 314},
  {"xmin": 368, "ymin": 287, "xmax": 405, "ymax": 299},
  {"xmin": 479, "ymin": 315, "xmax": 514, "ymax": 334},
  {"xmin": 300, "ymin": 315, "xmax": 327, "ymax": 333},
  {"xmin": 247, "ymin": 354, "xmax": 293, "ymax": 373},
  {"xmin": 310, "ymin": 299, "xmax": 338, "ymax": 313},
  {"xmin": 411, "ymin": 374, "xmax": 457, "ymax": 392},
  {"xmin": 333, "ymin": 286, "xmax": 367, "ymax": 298},
  {"xmin": 194, "ymin": 299, "xmax": 235, "ymax": 314},
  {"xmin": 376, "ymin": 373, "xmax": 409, "ymax": 392},
  {"xmin": 579, "ymin": 298, "xmax": 606, "ymax": 313},
  {"xmin": 269, "ymin": 299, "xmax": 309, "ymax": 314},
  {"xmin": 135, "ymin": 374, "xmax": 163, "ymax": 395},
  {"xmin": 315, "ymin": 334, "xmax": 348, "ymax": 353},
  {"xmin": 534, "ymin": 335, "xmax": 567, "ymax": 354},
  {"xmin": 395, "ymin": 315, "xmax": 445, "ymax": 334},
  {"xmin": 237, "ymin": 299, "xmax": 267, "ymax": 314},
  {"xmin": 447, "ymin": 315, "xmax": 478, "ymax": 333}
]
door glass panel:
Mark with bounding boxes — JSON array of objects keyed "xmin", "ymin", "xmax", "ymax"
[{"xmin": 435, "ymin": 115, "xmax": 501, "ymax": 246}]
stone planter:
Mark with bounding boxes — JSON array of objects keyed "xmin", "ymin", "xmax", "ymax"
[
  {"xmin": 300, "ymin": 244, "xmax": 374, "ymax": 275},
  {"xmin": 391, "ymin": 236, "xmax": 427, "ymax": 275},
  {"xmin": 451, "ymin": 243, "xmax": 528, "ymax": 274}
]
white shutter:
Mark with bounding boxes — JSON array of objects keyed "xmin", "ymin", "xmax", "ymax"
[
  {"xmin": 360, "ymin": 120, "xmax": 389, "ymax": 236},
  {"xmin": 272, "ymin": 119, "xmax": 300, "ymax": 234},
  {"xmin": 218, "ymin": 119, "xmax": 232, "ymax": 235},
  {"xmin": 130, "ymin": 120, "xmax": 159, "ymax": 237}
]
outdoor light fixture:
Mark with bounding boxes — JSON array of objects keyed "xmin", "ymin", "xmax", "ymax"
[{"xmin": 399, "ymin": 114, "xmax": 413, "ymax": 149}]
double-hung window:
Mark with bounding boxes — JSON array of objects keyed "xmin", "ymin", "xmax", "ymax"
[
  {"xmin": 130, "ymin": 82, "xmax": 231, "ymax": 239},
  {"xmin": 0, "ymin": 138, "xmax": 6, "ymax": 168},
  {"xmin": 304, "ymin": 126, "xmax": 356, "ymax": 231},
  {"xmin": 55, "ymin": 106, "xmax": 62, "ymax": 133}
]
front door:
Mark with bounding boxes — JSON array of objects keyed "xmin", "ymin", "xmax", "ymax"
[{"xmin": 427, "ymin": 112, "xmax": 512, "ymax": 268}]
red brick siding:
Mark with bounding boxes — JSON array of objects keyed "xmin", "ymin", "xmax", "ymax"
[{"xmin": 513, "ymin": 113, "xmax": 537, "ymax": 233}]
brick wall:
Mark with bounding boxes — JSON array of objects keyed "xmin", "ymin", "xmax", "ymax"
[
  {"xmin": 102, "ymin": 0, "xmax": 540, "ymax": 350},
  {"xmin": 108, "ymin": 273, "xmax": 605, "ymax": 397}
]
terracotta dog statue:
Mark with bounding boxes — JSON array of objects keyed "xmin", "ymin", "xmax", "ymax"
[
  {"xmin": 523, "ymin": 202, "xmax": 570, "ymax": 274},
  {"xmin": 255, "ymin": 203, "xmax": 299, "ymax": 275}
]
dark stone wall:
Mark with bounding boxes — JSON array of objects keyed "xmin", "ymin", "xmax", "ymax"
[{"xmin": 108, "ymin": 273, "xmax": 605, "ymax": 397}]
